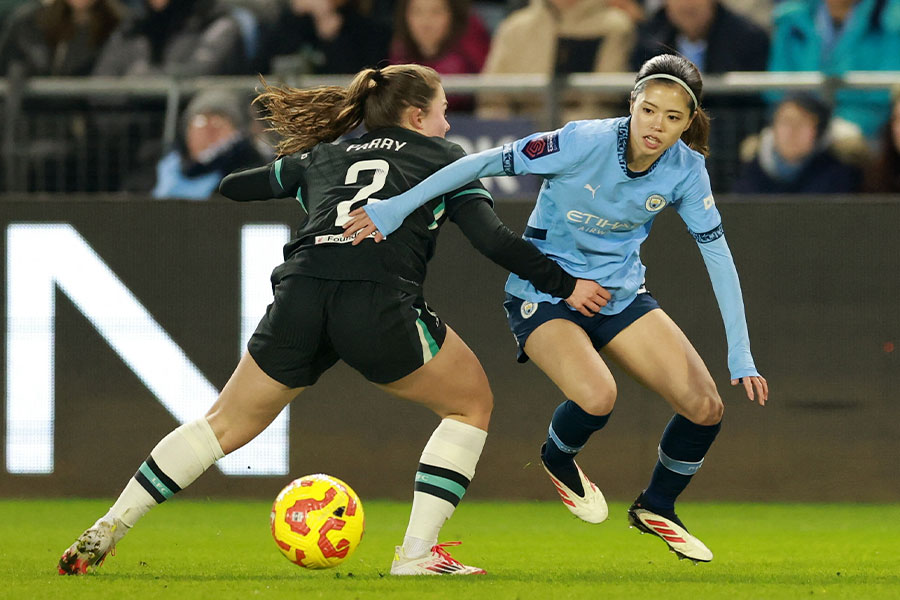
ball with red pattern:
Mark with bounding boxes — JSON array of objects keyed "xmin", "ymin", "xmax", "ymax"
[{"xmin": 270, "ymin": 474, "xmax": 365, "ymax": 569}]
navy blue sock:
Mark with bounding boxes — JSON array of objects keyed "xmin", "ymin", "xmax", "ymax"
[
  {"xmin": 541, "ymin": 400, "xmax": 610, "ymax": 496},
  {"xmin": 642, "ymin": 414, "xmax": 721, "ymax": 512}
]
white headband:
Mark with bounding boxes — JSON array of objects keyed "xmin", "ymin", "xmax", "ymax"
[{"xmin": 634, "ymin": 74, "xmax": 699, "ymax": 112}]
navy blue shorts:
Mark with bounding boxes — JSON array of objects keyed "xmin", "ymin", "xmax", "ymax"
[{"xmin": 503, "ymin": 292, "xmax": 660, "ymax": 363}]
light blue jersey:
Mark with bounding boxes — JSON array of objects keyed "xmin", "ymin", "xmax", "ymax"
[
  {"xmin": 499, "ymin": 117, "xmax": 719, "ymax": 313},
  {"xmin": 364, "ymin": 117, "xmax": 759, "ymax": 379}
]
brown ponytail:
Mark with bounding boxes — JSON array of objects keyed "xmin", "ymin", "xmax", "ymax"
[
  {"xmin": 255, "ymin": 64, "xmax": 442, "ymax": 156},
  {"xmin": 633, "ymin": 54, "xmax": 711, "ymax": 157}
]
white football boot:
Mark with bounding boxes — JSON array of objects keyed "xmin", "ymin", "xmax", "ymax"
[
  {"xmin": 627, "ymin": 496, "xmax": 713, "ymax": 563},
  {"xmin": 58, "ymin": 517, "xmax": 128, "ymax": 575},
  {"xmin": 541, "ymin": 453, "xmax": 608, "ymax": 524},
  {"xmin": 390, "ymin": 541, "xmax": 486, "ymax": 575}
]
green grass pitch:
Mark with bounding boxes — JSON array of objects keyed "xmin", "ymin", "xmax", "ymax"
[{"xmin": 4, "ymin": 499, "xmax": 899, "ymax": 599}]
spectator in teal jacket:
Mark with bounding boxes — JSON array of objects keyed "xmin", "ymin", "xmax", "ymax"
[{"xmin": 768, "ymin": 0, "xmax": 900, "ymax": 138}]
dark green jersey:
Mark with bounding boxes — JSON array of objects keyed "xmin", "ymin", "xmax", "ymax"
[
  {"xmin": 220, "ymin": 127, "xmax": 577, "ymax": 299},
  {"xmin": 267, "ymin": 126, "xmax": 491, "ymax": 294}
]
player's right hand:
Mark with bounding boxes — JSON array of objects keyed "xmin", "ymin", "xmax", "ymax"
[{"xmin": 565, "ymin": 279, "xmax": 611, "ymax": 317}]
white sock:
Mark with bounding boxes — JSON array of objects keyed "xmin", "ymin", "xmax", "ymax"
[
  {"xmin": 402, "ymin": 418, "xmax": 487, "ymax": 558},
  {"xmin": 108, "ymin": 417, "xmax": 225, "ymax": 528}
]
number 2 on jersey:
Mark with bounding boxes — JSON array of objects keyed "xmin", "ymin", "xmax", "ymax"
[{"xmin": 335, "ymin": 159, "xmax": 389, "ymax": 227}]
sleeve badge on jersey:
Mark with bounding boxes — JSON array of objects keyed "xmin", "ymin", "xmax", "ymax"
[{"xmin": 522, "ymin": 132, "xmax": 560, "ymax": 160}]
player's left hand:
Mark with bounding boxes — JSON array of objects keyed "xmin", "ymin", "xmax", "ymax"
[
  {"xmin": 731, "ymin": 375, "xmax": 768, "ymax": 406},
  {"xmin": 343, "ymin": 208, "xmax": 385, "ymax": 245}
]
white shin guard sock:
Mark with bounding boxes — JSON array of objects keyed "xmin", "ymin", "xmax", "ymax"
[
  {"xmin": 109, "ymin": 417, "xmax": 225, "ymax": 528},
  {"xmin": 402, "ymin": 418, "xmax": 487, "ymax": 557}
]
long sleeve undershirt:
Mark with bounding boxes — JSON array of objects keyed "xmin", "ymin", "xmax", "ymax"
[
  {"xmin": 451, "ymin": 199, "xmax": 576, "ymax": 299},
  {"xmin": 220, "ymin": 164, "xmax": 577, "ymax": 299}
]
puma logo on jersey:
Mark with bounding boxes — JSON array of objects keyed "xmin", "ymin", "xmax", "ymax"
[
  {"xmin": 584, "ymin": 183, "xmax": 600, "ymax": 198},
  {"xmin": 346, "ymin": 138, "xmax": 408, "ymax": 152}
]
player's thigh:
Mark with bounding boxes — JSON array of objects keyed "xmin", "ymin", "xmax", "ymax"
[
  {"xmin": 329, "ymin": 284, "xmax": 449, "ymax": 385},
  {"xmin": 377, "ymin": 326, "xmax": 492, "ymax": 429},
  {"xmin": 524, "ymin": 319, "xmax": 617, "ymax": 415},
  {"xmin": 248, "ymin": 274, "xmax": 341, "ymax": 389},
  {"xmin": 601, "ymin": 308, "xmax": 722, "ymax": 425},
  {"xmin": 209, "ymin": 274, "xmax": 338, "ymax": 454},
  {"xmin": 326, "ymin": 283, "xmax": 491, "ymax": 426},
  {"xmin": 206, "ymin": 351, "xmax": 304, "ymax": 454}
]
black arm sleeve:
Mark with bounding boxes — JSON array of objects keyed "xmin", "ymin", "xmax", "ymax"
[
  {"xmin": 218, "ymin": 165, "xmax": 274, "ymax": 201},
  {"xmin": 451, "ymin": 199, "xmax": 577, "ymax": 299}
]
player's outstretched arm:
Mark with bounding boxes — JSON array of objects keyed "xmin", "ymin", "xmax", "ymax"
[
  {"xmin": 343, "ymin": 147, "xmax": 507, "ymax": 239},
  {"xmin": 695, "ymin": 233, "xmax": 768, "ymax": 406}
]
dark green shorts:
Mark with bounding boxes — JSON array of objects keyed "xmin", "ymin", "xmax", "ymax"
[{"xmin": 249, "ymin": 275, "xmax": 446, "ymax": 387}]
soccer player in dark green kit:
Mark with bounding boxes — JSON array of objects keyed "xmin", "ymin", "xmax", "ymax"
[{"xmin": 58, "ymin": 64, "xmax": 610, "ymax": 576}]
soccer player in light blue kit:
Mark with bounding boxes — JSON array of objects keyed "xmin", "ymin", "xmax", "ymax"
[{"xmin": 344, "ymin": 54, "xmax": 769, "ymax": 562}]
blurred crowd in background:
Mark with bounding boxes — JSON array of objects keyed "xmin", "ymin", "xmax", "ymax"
[{"xmin": 0, "ymin": 0, "xmax": 899, "ymax": 197}]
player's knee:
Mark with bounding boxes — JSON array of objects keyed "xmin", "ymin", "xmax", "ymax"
[
  {"xmin": 571, "ymin": 381, "xmax": 616, "ymax": 416},
  {"xmin": 205, "ymin": 403, "xmax": 236, "ymax": 438},
  {"xmin": 205, "ymin": 410, "xmax": 244, "ymax": 455},
  {"xmin": 473, "ymin": 386, "xmax": 494, "ymax": 416},
  {"xmin": 686, "ymin": 390, "xmax": 723, "ymax": 426},
  {"xmin": 457, "ymin": 386, "xmax": 492, "ymax": 430}
]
